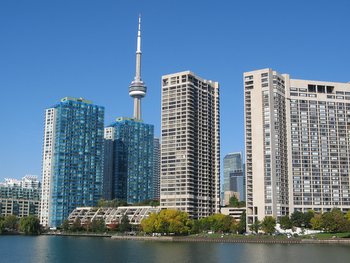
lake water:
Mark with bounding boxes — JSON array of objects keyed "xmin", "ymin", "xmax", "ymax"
[{"xmin": 0, "ymin": 235, "xmax": 349, "ymax": 263}]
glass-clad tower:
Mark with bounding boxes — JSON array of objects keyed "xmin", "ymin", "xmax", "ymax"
[
  {"xmin": 40, "ymin": 97, "xmax": 104, "ymax": 228},
  {"xmin": 223, "ymin": 152, "xmax": 245, "ymax": 202},
  {"xmin": 104, "ymin": 117, "xmax": 154, "ymax": 204}
]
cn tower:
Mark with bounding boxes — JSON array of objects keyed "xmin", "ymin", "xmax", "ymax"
[{"xmin": 129, "ymin": 15, "xmax": 147, "ymax": 120}]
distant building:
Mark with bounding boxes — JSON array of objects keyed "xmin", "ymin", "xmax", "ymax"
[
  {"xmin": 102, "ymin": 127, "xmax": 115, "ymax": 201},
  {"xmin": 40, "ymin": 97, "xmax": 104, "ymax": 228},
  {"xmin": 103, "ymin": 117, "xmax": 154, "ymax": 204},
  {"xmin": 160, "ymin": 71, "xmax": 220, "ymax": 219},
  {"xmin": 244, "ymin": 68, "xmax": 350, "ymax": 225},
  {"xmin": 223, "ymin": 152, "xmax": 245, "ymax": 203},
  {"xmin": 0, "ymin": 175, "xmax": 41, "ymax": 217},
  {"xmin": 153, "ymin": 138, "xmax": 160, "ymax": 200}
]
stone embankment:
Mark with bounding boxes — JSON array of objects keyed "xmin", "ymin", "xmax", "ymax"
[
  {"xmin": 45, "ymin": 232, "xmax": 112, "ymax": 238},
  {"xmin": 111, "ymin": 235, "xmax": 350, "ymax": 244}
]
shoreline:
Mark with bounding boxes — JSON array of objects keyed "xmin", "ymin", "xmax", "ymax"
[
  {"xmin": 40, "ymin": 232, "xmax": 350, "ymax": 244},
  {"xmin": 44, "ymin": 232, "xmax": 112, "ymax": 238},
  {"xmin": 111, "ymin": 235, "xmax": 350, "ymax": 244}
]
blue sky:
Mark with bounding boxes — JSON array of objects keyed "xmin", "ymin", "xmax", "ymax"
[{"xmin": 0, "ymin": 0, "xmax": 350, "ymax": 181}]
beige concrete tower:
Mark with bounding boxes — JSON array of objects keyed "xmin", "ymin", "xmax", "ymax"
[
  {"xmin": 244, "ymin": 68, "xmax": 350, "ymax": 226},
  {"xmin": 160, "ymin": 71, "xmax": 220, "ymax": 219}
]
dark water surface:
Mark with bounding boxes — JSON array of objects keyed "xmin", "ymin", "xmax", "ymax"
[{"xmin": 0, "ymin": 235, "xmax": 349, "ymax": 263}]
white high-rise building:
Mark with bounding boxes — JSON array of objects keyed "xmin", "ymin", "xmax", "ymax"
[
  {"xmin": 244, "ymin": 68, "xmax": 350, "ymax": 225},
  {"xmin": 160, "ymin": 71, "xmax": 220, "ymax": 219}
]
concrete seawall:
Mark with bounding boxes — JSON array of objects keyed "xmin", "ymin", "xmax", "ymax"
[{"xmin": 111, "ymin": 235, "xmax": 350, "ymax": 245}]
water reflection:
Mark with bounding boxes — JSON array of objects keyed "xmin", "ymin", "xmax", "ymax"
[{"xmin": 0, "ymin": 236, "xmax": 349, "ymax": 263}]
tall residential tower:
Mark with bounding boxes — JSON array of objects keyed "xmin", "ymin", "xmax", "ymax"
[
  {"xmin": 40, "ymin": 97, "xmax": 104, "ymax": 228},
  {"xmin": 244, "ymin": 68, "xmax": 350, "ymax": 225},
  {"xmin": 160, "ymin": 71, "xmax": 220, "ymax": 219}
]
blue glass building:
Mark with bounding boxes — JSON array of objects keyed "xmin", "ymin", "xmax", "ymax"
[
  {"xmin": 40, "ymin": 97, "xmax": 104, "ymax": 228},
  {"xmin": 223, "ymin": 152, "xmax": 245, "ymax": 202},
  {"xmin": 104, "ymin": 117, "xmax": 154, "ymax": 204}
]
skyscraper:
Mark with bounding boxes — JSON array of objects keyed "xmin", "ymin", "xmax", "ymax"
[
  {"xmin": 223, "ymin": 152, "xmax": 245, "ymax": 202},
  {"xmin": 104, "ymin": 118, "xmax": 154, "ymax": 204},
  {"xmin": 102, "ymin": 16, "xmax": 154, "ymax": 204},
  {"xmin": 153, "ymin": 138, "xmax": 161, "ymax": 200},
  {"xmin": 40, "ymin": 97, "xmax": 104, "ymax": 228},
  {"xmin": 244, "ymin": 68, "xmax": 350, "ymax": 225},
  {"xmin": 160, "ymin": 71, "xmax": 220, "ymax": 219}
]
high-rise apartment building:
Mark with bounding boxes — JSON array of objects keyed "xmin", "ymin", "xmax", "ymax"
[
  {"xmin": 223, "ymin": 152, "xmax": 245, "ymax": 202},
  {"xmin": 102, "ymin": 16, "xmax": 155, "ymax": 204},
  {"xmin": 103, "ymin": 117, "xmax": 154, "ymax": 204},
  {"xmin": 0, "ymin": 175, "xmax": 41, "ymax": 217},
  {"xmin": 160, "ymin": 71, "xmax": 220, "ymax": 219},
  {"xmin": 244, "ymin": 68, "xmax": 350, "ymax": 224},
  {"xmin": 153, "ymin": 138, "xmax": 161, "ymax": 200},
  {"xmin": 40, "ymin": 97, "xmax": 104, "ymax": 228}
]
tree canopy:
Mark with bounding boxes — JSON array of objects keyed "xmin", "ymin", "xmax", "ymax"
[
  {"xmin": 141, "ymin": 209, "xmax": 191, "ymax": 235},
  {"xmin": 261, "ymin": 216, "xmax": 276, "ymax": 234},
  {"xmin": 228, "ymin": 196, "xmax": 246, "ymax": 208},
  {"xmin": 19, "ymin": 216, "xmax": 41, "ymax": 235}
]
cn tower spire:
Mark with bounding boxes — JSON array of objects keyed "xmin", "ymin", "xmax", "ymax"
[{"xmin": 129, "ymin": 15, "xmax": 146, "ymax": 120}]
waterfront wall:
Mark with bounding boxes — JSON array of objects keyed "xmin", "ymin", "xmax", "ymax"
[{"xmin": 111, "ymin": 235, "xmax": 350, "ymax": 244}]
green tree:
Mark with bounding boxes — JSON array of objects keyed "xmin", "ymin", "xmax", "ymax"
[
  {"xmin": 198, "ymin": 217, "xmax": 211, "ymax": 232},
  {"xmin": 91, "ymin": 218, "xmax": 106, "ymax": 232},
  {"xmin": 210, "ymin": 214, "xmax": 233, "ymax": 233},
  {"xmin": 188, "ymin": 219, "xmax": 200, "ymax": 234},
  {"xmin": 0, "ymin": 216, "xmax": 5, "ymax": 234},
  {"xmin": 310, "ymin": 213, "xmax": 322, "ymax": 230},
  {"xmin": 97, "ymin": 199, "xmax": 107, "ymax": 207},
  {"xmin": 119, "ymin": 214, "xmax": 131, "ymax": 232},
  {"xmin": 303, "ymin": 210, "xmax": 315, "ymax": 228},
  {"xmin": 237, "ymin": 211, "xmax": 246, "ymax": 234},
  {"xmin": 70, "ymin": 218, "xmax": 82, "ymax": 232},
  {"xmin": 141, "ymin": 213, "xmax": 157, "ymax": 234},
  {"xmin": 261, "ymin": 216, "xmax": 276, "ymax": 234},
  {"xmin": 61, "ymin": 220, "xmax": 70, "ymax": 231},
  {"xmin": 249, "ymin": 220, "xmax": 260, "ymax": 234},
  {"xmin": 321, "ymin": 208, "xmax": 348, "ymax": 233},
  {"xmin": 238, "ymin": 201, "xmax": 246, "ymax": 208},
  {"xmin": 197, "ymin": 214, "xmax": 235, "ymax": 233},
  {"xmin": 345, "ymin": 211, "xmax": 350, "ymax": 222},
  {"xmin": 279, "ymin": 215, "xmax": 293, "ymax": 230},
  {"xmin": 141, "ymin": 209, "xmax": 191, "ymax": 235},
  {"xmin": 19, "ymin": 216, "xmax": 41, "ymax": 235},
  {"xmin": 158, "ymin": 209, "xmax": 190, "ymax": 235},
  {"xmin": 4, "ymin": 215, "xmax": 18, "ymax": 231},
  {"xmin": 84, "ymin": 218, "xmax": 92, "ymax": 232},
  {"xmin": 97, "ymin": 199, "xmax": 127, "ymax": 208},
  {"xmin": 228, "ymin": 196, "xmax": 239, "ymax": 207},
  {"xmin": 149, "ymin": 200, "xmax": 160, "ymax": 207},
  {"xmin": 290, "ymin": 211, "xmax": 304, "ymax": 227}
]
